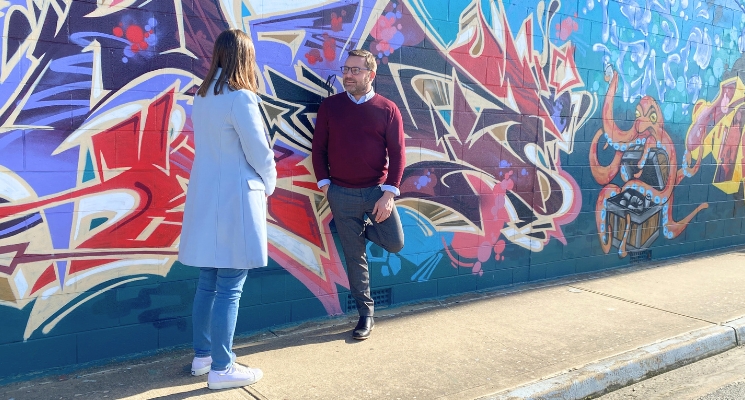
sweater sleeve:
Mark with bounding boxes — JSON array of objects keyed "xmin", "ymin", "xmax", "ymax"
[
  {"xmin": 311, "ymin": 99, "xmax": 331, "ymax": 182},
  {"xmin": 384, "ymin": 103, "xmax": 406, "ymax": 188}
]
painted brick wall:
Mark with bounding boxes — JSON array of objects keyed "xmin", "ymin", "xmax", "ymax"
[{"xmin": 1, "ymin": 0, "xmax": 744, "ymax": 380}]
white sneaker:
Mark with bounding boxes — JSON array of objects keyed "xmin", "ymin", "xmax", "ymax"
[
  {"xmin": 207, "ymin": 363, "xmax": 263, "ymax": 390},
  {"xmin": 191, "ymin": 356, "xmax": 212, "ymax": 376}
]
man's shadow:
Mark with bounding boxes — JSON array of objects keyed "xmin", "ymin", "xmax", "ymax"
[{"xmin": 233, "ymin": 323, "xmax": 367, "ymax": 359}]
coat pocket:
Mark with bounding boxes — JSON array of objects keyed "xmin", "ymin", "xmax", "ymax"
[{"xmin": 247, "ymin": 179, "xmax": 266, "ymax": 191}]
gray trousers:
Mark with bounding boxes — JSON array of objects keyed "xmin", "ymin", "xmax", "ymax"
[{"xmin": 327, "ymin": 184, "xmax": 404, "ymax": 317}]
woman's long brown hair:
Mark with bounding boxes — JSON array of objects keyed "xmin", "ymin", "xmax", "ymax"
[{"xmin": 197, "ymin": 29, "xmax": 259, "ymax": 97}]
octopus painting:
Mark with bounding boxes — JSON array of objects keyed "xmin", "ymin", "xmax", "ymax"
[{"xmin": 589, "ymin": 67, "xmax": 708, "ymax": 257}]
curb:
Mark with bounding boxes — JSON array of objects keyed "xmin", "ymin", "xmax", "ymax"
[
  {"xmin": 723, "ymin": 317, "xmax": 745, "ymax": 345},
  {"xmin": 480, "ymin": 325, "xmax": 738, "ymax": 400}
]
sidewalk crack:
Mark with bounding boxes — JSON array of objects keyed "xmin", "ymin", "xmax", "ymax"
[
  {"xmin": 567, "ymin": 285, "xmax": 719, "ymax": 325},
  {"xmin": 243, "ymin": 386, "xmax": 270, "ymax": 400}
]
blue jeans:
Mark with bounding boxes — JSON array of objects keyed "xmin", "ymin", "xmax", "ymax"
[{"xmin": 192, "ymin": 267, "xmax": 248, "ymax": 372}]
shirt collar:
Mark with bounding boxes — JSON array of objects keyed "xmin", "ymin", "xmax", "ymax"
[{"xmin": 346, "ymin": 88, "xmax": 375, "ymax": 105}]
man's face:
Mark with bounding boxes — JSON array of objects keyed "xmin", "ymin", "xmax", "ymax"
[{"xmin": 342, "ymin": 56, "xmax": 375, "ymax": 96}]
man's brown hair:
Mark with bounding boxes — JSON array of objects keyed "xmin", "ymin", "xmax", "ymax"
[
  {"xmin": 347, "ymin": 49, "xmax": 377, "ymax": 73},
  {"xmin": 197, "ymin": 29, "xmax": 259, "ymax": 97}
]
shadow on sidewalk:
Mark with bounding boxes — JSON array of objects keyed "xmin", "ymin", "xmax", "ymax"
[
  {"xmin": 0, "ymin": 323, "xmax": 366, "ymax": 400},
  {"xmin": 146, "ymin": 387, "xmax": 213, "ymax": 400},
  {"xmin": 234, "ymin": 326, "xmax": 362, "ymax": 358}
]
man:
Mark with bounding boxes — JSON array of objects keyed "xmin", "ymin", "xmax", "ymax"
[{"xmin": 312, "ymin": 49, "xmax": 405, "ymax": 340}]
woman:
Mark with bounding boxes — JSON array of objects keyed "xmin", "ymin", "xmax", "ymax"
[{"xmin": 179, "ymin": 29, "xmax": 276, "ymax": 390}]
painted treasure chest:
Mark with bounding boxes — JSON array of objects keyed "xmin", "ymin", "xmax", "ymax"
[{"xmin": 605, "ymin": 144, "xmax": 670, "ymax": 251}]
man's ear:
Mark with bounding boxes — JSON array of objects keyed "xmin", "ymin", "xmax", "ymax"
[{"xmin": 369, "ymin": 70, "xmax": 376, "ymax": 81}]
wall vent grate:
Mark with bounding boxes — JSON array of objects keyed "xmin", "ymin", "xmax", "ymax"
[
  {"xmin": 629, "ymin": 249, "xmax": 652, "ymax": 264},
  {"xmin": 346, "ymin": 288, "xmax": 392, "ymax": 313}
]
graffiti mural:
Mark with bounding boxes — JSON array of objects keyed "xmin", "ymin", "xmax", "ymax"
[
  {"xmin": 684, "ymin": 77, "xmax": 745, "ymax": 198},
  {"xmin": 584, "ymin": 0, "xmax": 745, "ymax": 255},
  {"xmin": 0, "ymin": 0, "xmax": 224, "ymax": 339},
  {"xmin": 0, "ymin": 0, "xmax": 743, "ymax": 371},
  {"xmin": 246, "ymin": 0, "xmax": 593, "ymax": 313},
  {"xmin": 589, "ymin": 67, "xmax": 708, "ymax": 257},
  {"xmin": 588, "ymin": 0, "xmax": 744, "ymax": 116}
]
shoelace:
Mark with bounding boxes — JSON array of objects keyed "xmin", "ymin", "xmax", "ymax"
[
  {"xmin": 219, "ymin": 363, "xmax": 252, "ymax": 376},
  {"xmin": 232, "ymin": 364, "xmax": 247, "ymax": 373}
]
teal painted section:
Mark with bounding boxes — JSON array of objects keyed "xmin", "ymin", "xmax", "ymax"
[{"xmin": 82, "ymin": 151, "xmax": 96, "ymax": 183}]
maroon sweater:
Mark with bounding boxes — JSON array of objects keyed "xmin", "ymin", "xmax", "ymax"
[{"xmin": 312, "ymin": 92, "xmax": 405, "ymax": 189}]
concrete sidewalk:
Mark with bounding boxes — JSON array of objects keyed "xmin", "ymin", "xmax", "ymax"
[{"xmin": 2, "ymin": 248, "xmax": 745, "ymax": 400}]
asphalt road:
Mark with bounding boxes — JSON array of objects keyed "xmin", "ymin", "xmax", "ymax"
[{"xmin": 597, "ymin": 345, "xmax": 745, "ymax": 400}]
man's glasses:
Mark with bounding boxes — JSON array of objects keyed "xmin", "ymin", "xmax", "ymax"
[{"xmin": 340, "ymin": 66, "xmax": 371, "ymax": 75}]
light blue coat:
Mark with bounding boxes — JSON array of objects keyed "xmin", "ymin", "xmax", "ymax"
[{"xmin": 179, "ymin": 78, "xmax": 277, "ymax": 269}]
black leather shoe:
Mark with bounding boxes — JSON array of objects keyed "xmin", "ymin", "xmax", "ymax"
[{"xmin": 352, "ymin": 316, "xmax": 374, "ymax": 340}]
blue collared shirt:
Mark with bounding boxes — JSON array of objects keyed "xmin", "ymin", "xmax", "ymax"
[
  {"xmin": 317, "ymin": 89, "xmax": 400, "ymax": 196},
  {"xmin": 346, "ymin": 88, "xmax": 376, "ymax": 104}
]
